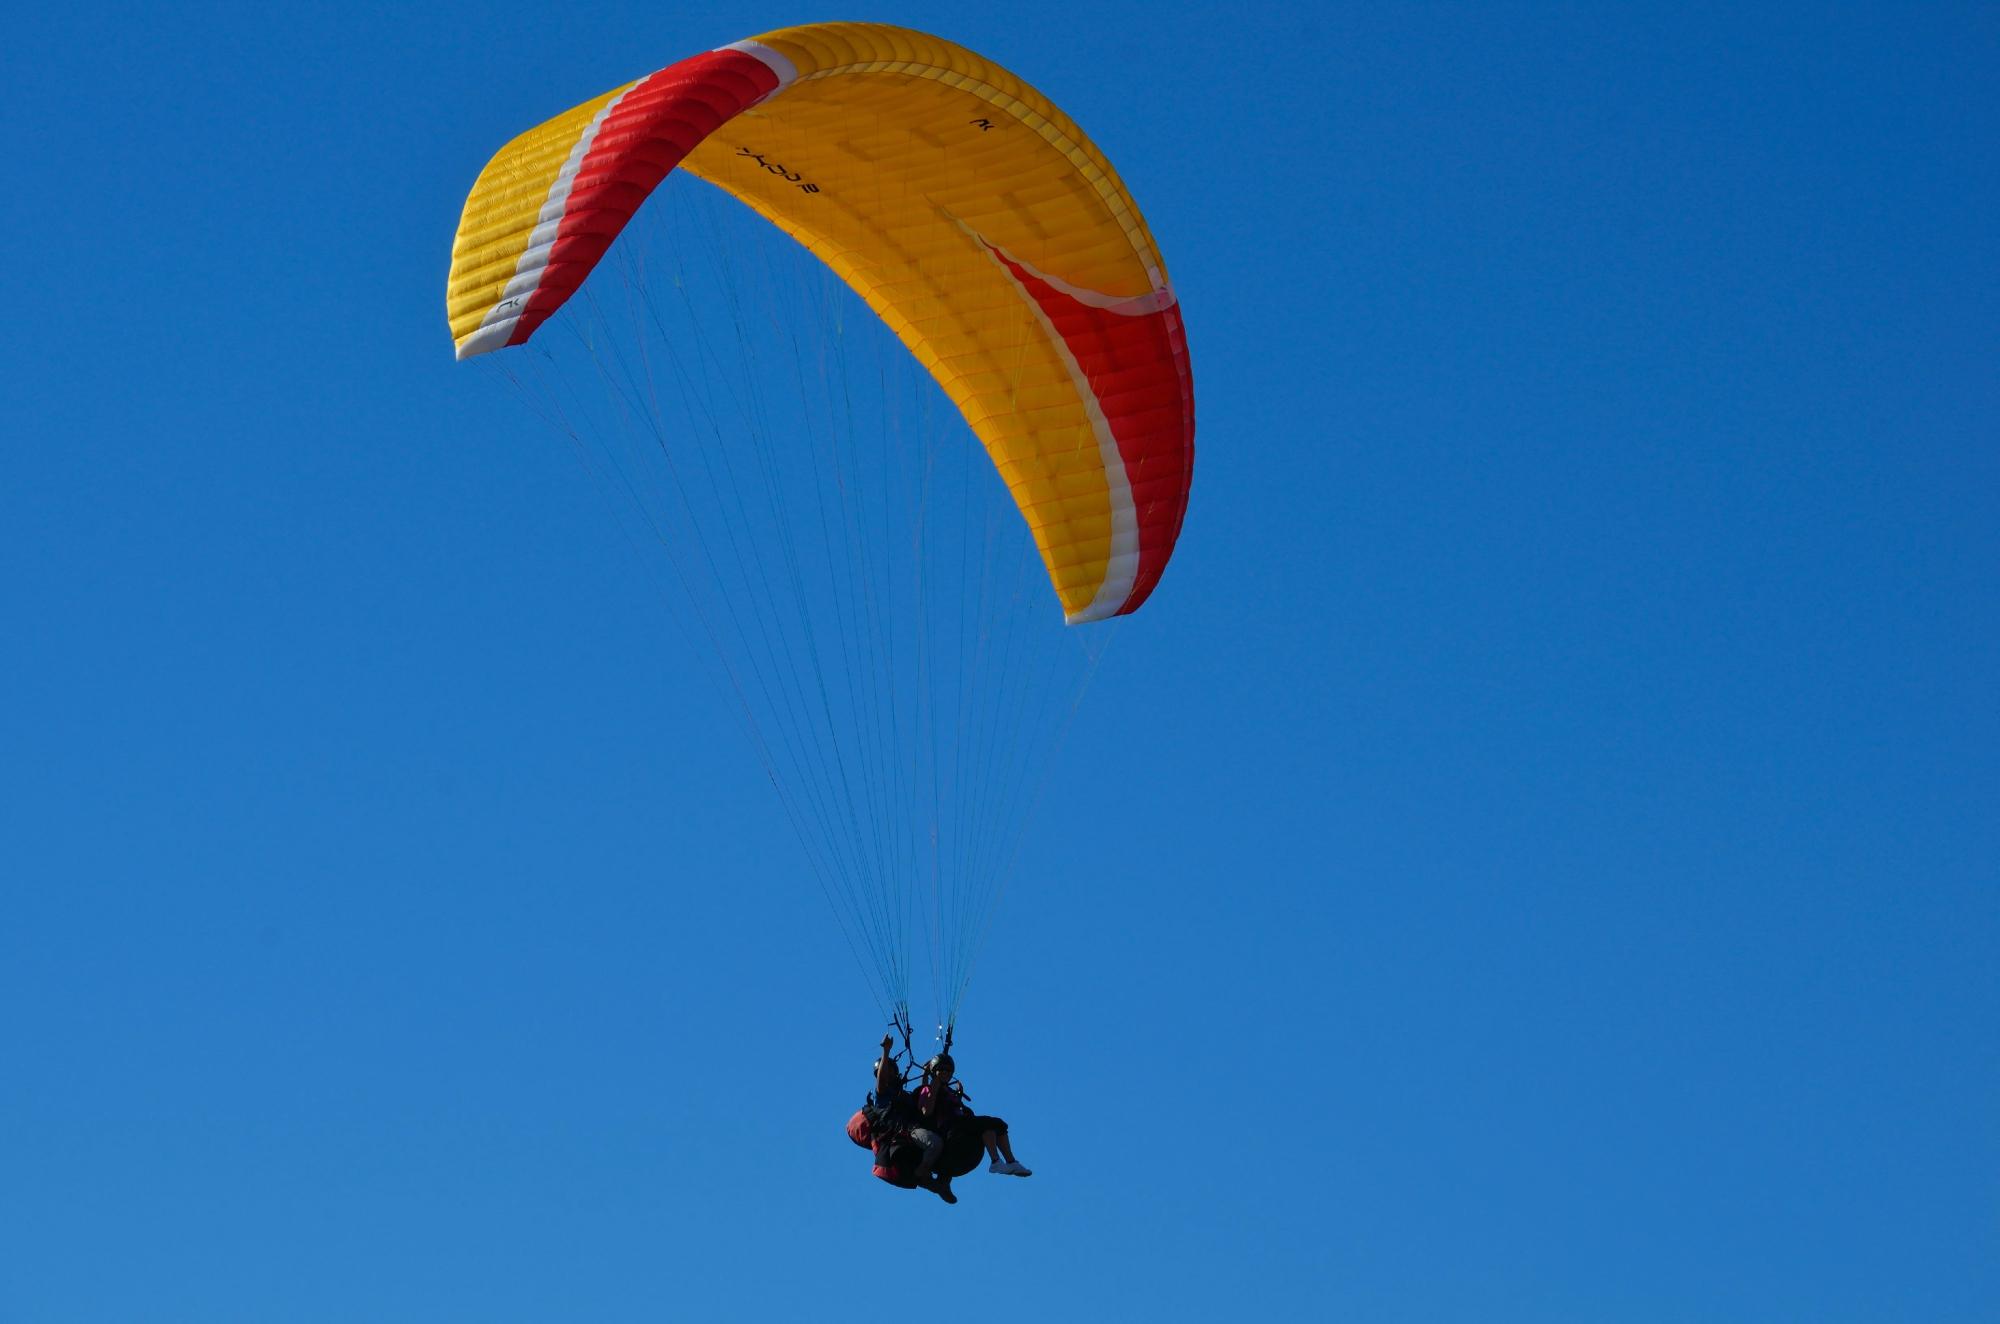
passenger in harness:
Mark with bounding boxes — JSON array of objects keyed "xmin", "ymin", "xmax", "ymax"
[{"xmin": 917, "ymin": 1053, "xmax": 1032, "ymax": 1183}]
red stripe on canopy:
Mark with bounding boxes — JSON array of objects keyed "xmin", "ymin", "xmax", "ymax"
[
  {"xmin": 985, "ymin": 249, "xmax": 1195, "ymax": 617},
  {"xmin": 509, "ymin": 49, "xmax": 782, "ymax": 348}
]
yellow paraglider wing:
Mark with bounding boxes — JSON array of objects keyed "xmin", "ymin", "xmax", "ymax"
[{"xmin": 446, "ymin": 22, "xmax": 1192, "ymax": 621}]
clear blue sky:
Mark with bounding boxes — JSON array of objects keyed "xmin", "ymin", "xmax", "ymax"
[{"xmin": 3, "ymin": 3, "xmax": 1995, "ymax": 1320}]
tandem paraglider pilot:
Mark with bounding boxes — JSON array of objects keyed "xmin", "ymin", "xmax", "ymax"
[{"xmin": 847, "ymin": 1034, "xmax": 1031, "ymax": 1204}]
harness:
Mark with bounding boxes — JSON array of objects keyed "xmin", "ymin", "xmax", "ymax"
[{"xmin": 863, "ymin": 1010, "xmax": 971, "ymax": 1134}]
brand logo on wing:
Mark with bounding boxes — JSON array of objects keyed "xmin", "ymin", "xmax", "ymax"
[{"xmin": 735, "ymin": 146, "xmax": 821, "ymax": 194}]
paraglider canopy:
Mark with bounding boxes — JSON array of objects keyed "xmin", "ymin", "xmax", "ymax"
[
  {"xmin": 446, "ymin": 21, "xmax": 1194, "ymax": 1040},
  {"xmin": 446, "ymin": 21, "xmax": 1194, "ymax": 626}
]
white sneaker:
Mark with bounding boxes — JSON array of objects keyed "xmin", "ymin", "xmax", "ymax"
[
  {"xmin": 1000, "ymin": 1160, "xmax": 1032, "ymax": 1177},
  {"xmin": 988, "ymin": 1159, "xmax": 1009, "ymax": 1173}
]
